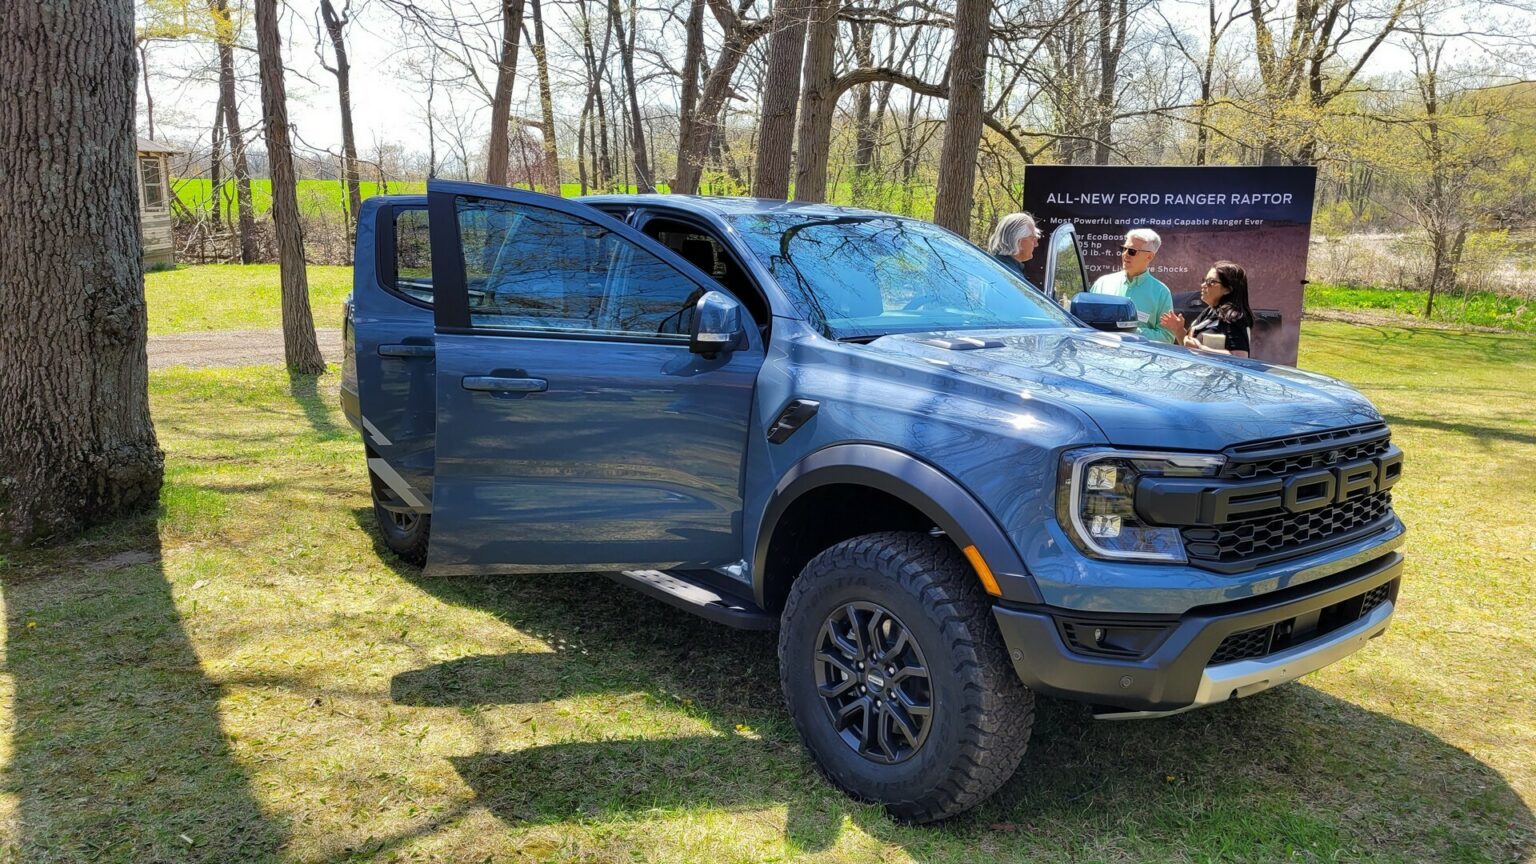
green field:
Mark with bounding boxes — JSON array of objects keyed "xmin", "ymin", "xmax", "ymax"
[
  {"xmin": 2, "ymin": 310, "xmax": 1533, "ymax": 860},
  {"xmin": 1307, "ymin": 282, "xmax": 1536, "ymax": 333},
  {"xmin": 145, "ymin": 264, "xmax": 353, "ymax": 335}
]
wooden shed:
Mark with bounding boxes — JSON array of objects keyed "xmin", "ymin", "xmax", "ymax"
[{"xmin": 136, "ymin": 137, "xmax": 180, "ymax": 268}]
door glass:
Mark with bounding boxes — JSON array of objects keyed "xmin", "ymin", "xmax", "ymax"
[
  {"xmin": 455, "ymin": 198, "xmax": 705, "ymax": 340},
  {"xmin": 394, "ymin": 208, "xmax": 434, "ymax": 303},
  {"xmin": 1049, "ymin": 227, "xmax": 1087, "ymax": 303}
]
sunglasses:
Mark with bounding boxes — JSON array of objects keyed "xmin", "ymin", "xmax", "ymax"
[{"xmin": 1120, "ymin": 247, "xmax": 1147, "ymax": 256}]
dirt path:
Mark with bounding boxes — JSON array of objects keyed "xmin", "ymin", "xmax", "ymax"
[{"xmin": 148, "ymin": 328, "xmax": 344, "ymax": 369}]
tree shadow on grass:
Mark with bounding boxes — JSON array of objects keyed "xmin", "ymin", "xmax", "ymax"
[
  {"xmin": 357, "ymin": 509, "xmax": 1535, "ymax": 861},
  {"xmin": 1, "ymin": 516, "xmax": 285, "ymax": 862},
  {"xmin": 286, "ymin": 370, "xmax": 344, "ymax": 440}
]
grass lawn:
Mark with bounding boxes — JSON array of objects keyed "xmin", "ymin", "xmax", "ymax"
[
  {"xmin": 2, "ymin": 322, "xmax": 1533, "ymax": 862},
  {"xmin": 1306, "ymin": 283, "xmax": 1536, "ymax": 333},
  {"xmin": 145, "ymin": 264, "xmax": 353, "ymax": 335}
]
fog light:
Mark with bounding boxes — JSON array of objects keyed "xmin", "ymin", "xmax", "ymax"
[
  {"xmin": 1086, "ymin": 464, "xmax": 1119, "ymax": 491},
  {"xmin": 1090, "ymin": 515, "xmax": 1122, "ymax": 538},
  {"xmin": 1093, "ymin": 627, "xmax": 1106, "ymax": 644}
]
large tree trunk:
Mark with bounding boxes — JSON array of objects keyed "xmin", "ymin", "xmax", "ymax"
[
  {"xmin": 211, "ymin": 90, "xmax": 226, "ymax": 231},
  {"xmin": 675, "ymin": 0, "xmax": 705, "ymax": 190},
  {"xmin": 528, "ymin": 0, "xmax": 560, "ymax": 194},
  {"xmin": 1091, "ymin": 0, "xmax": 1127, "ymax": 164},
  {"xmin": 485, "ymin": 0, "xmax": 525, "ymax": 186},
  {"xmin": 932, "ymin": 0, "xmax": 990, "ymax": 234},
  {"xmin": 320, "ymin": 0, "xmax": 362, "ymax": 248},
  {"xmin": 254, "ymin": 0, "xmax": 325, "ymax": 374},
  {"xmin": 212, "ymin": 0, "xmax": 257, "ymax": 263},
  {"xmin": 0, "ymin": 0, "xmax": 163, "ymax": 545},
  {"xmin": 791, "ymin": 0, "xmax": 838, "ymax": 202},
  {"xmin": 753, "ymin": 0, "xmax": 810, "ymax": 198}
]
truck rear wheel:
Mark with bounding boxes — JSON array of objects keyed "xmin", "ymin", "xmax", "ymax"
[
  {"xmin": 370, "ymin": 474, "xmax": 430, "ymax": 566},
  {"xmin": 778, "ymin": 531, "xmax": 1034, "ymax": 823}
]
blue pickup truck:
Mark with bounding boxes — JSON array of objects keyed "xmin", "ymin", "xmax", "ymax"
[{"xmin": 341, "ymin": 181, "xmax": 1405, "ymax": 822}]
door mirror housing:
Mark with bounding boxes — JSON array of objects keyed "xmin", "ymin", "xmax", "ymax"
[
  {"xmin": 1070, "ymin": 293, "xmax": 1140, "ymax": 333},
  {"xmin": 690, "ymin": 290, "xmax": 747, "ymax": 356}
]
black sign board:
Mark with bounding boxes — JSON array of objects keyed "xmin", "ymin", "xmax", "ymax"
[{"xmin": 1023, "ymin": 165, "xmax": 1317, "ymax": 365}]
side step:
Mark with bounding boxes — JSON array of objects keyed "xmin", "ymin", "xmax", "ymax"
[{"xmin": 608, "ymin": 569, "xmax": 778, "ymax": 630}]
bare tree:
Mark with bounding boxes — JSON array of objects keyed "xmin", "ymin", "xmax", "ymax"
[
  {"xmin": 754, "ymin": 0, "xmax": 811, "ymax": 197},
  {"xmin": 254, "ymin": 0, "xmax": 325, "ymax": 373},
  {"xmin": 610, "ymin": 0, "xmax": 655, "ymax": 190},
  {"xmin": 1, "ymin": 0, "xmax": 163, "ymax": 545},
  {"xmin": 211, "ymin": 0, "xmax": 258, "ymax": 262},
  {"xmin": 527, "ymin": 0, "xmax": 561, "ymax": 193},
  {"xmin": 486, "ymin": 0, "xmax": 527, "ymax": 185},
  {"xmin": 319, "ymin": 0, "xmax": 363, "ymax": 245},
  {"xmin": 932, "ymin": 0, "xmax": 990, "ymax": 232}
]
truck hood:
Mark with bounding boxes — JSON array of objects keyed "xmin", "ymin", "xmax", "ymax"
[{"xmin": 865, "ymin": 329, "xmax": 1382, "ymax": 449}]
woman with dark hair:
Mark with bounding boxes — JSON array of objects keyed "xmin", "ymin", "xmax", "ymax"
[{"xmin": 1160, "ymin": 260, "xmax": 1253, "ymax": 357}]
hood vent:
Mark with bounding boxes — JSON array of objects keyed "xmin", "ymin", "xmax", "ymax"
[{"xmin": 918, "ymin": 335, "xmax": 1005, "ymax": 351}]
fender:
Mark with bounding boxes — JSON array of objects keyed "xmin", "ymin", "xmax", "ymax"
[{"xmin": 753, "ymin": 443, "xmax": 1043, "ymax": 605}]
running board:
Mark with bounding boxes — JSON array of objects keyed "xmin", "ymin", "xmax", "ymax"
[{"xmin": 610, "ymin": 569, "xmax": 778, "ymax": 630}]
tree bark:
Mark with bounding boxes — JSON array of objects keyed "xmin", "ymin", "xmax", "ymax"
[
  {"xmin": 0, "ymin": 0, "xmax": 163, "ymax": 545},
  {"xmin": 211, "ymin": 89, "xmax": 226, "ymax": 231},
  {"xmin": 320, "ymin": 0, "xmax": 362, "ymax": 246},
  {"xmin": 1091, "ymin": 0, "xmax": 1127, "ymax": 164},
  {"xmin": 674, "ymin": 12, "xmax": 766, "ymax": 195},
  {"xmin": 485, "ymin": 0, "xmax": 525, "ymax": 186},
  {"xmin": 932, "ymin": 0, "xmax": 990, "ymax": 234},
  {"xmin": 609, "ymin": 0, "xmax": 654, "ymax": 191},
  {"xmin": 212, "ymin": 0, "xmax": 257, "ymax": 263},
  {"xmin": 791, "ymin": 0, "xmax": 838, "ymax": 202},
  {"xmin": 675, "ymin": 0, "xmax": 705, "ymax": 190},
  {"xmin": 753, "ymin": 0, "xmax": 810, "ymax": 198},
  {"xmin": 528, "ymin": 0, "xmax": 560, "ymax": 194},
  {"xmin": 254, "ymin": 0, "xmax": 325, "ymax": 374}
]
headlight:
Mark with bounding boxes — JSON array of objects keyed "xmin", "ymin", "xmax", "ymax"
[{"xmin": 1056, "ymin": 449, "xmax": 1225, "ymax": 562}]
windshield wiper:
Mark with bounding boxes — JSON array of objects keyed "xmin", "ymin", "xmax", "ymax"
[{"xmin": 836, "ymin": 333, "xmax": 886, "ymax": 344}]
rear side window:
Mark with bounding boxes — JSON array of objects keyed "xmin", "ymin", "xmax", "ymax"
[
  {"xmin": 454, "ymin": 198, "xmax": 706, "ymax": 340},
  {"xmin": 393, "ymin": 207, "xmax": 434, "ymax": 304}
]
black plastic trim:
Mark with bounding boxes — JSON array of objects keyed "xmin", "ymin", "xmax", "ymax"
[
  {"xmin": 754, "ymin": 443, "xmax": 1041, "ymax": 605},
  {"xmin": 374, "ymin": 200, "xmax": 435, "ymax": 311}
]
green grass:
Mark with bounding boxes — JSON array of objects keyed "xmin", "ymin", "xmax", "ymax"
[
  {"xmin": 145, "ymin": 264, "xmax": 353, "ymax": 335},
  {"xmin": 2, "ymin": 323, "xmax": 1533, "ymax": 861},
  {"xmin": 173, "ymin": 179, "xmax": 665, "ymax": 222},
  {"xmin": 1306, "ymin": 282, "xmax": 1536, "ymax": 333}
]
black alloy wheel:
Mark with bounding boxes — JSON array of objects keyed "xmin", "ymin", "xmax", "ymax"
[{"xmin": 814, "ymin": 601, "xmax": 933, "ymax": 764}]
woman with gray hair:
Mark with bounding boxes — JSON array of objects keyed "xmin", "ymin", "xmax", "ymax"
[{"xmin": 986, "ymin": 212, "xmax": 1043, "ymax": 294}]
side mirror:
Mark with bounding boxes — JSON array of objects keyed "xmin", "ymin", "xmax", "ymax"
[
  {"xmin": 1070, "ymin": 293, "xmax": 1139, "ymax": 333},
  {"xmin": 689, "ymin": 290, "xmax": 746, "ymax": 356}
]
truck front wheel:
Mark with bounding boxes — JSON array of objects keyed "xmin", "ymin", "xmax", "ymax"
[{"xmin": 778, "ymin": 531, "xmax": 1034, "ymax": 823}]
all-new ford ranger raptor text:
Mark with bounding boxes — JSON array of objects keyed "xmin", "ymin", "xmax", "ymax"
[{"xmin": 342, "ymin": 181, "xmax": 1405, "ymax": 822}]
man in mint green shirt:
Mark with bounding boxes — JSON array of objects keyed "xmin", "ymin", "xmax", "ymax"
[{"xmin": 1089, "ymin": 228, "xmax": 1175, "ymax": 343}]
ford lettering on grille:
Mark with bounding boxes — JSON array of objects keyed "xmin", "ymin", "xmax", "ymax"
[{"xmin": 1201, "ymin": 449, "xmax": 1403, "ymax": 524}]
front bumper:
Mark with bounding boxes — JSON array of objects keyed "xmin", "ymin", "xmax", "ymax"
[{"xmin": 993, "ymin": 547, "xmax": 1402, "ymax": 715}]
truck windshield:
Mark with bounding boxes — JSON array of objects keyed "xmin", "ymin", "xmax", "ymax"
[{"xmin": 727, "ymin": 213, "xmax": 1072, "ymax": 340}]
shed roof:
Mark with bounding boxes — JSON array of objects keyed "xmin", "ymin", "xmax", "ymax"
[{"xmin": 136, "ymin": 137, "xmax": 184, "ymax": 154}]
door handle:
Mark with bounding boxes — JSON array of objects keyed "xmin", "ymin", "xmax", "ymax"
[
  {"xmin": 462, "ymin": 375, "xmax": 548, "ymax": 395},
  {"xmin": 378, "ymin": 343, "xmax": 435, "ymax": 358}
]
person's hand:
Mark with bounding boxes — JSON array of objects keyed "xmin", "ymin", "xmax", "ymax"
[{"xmin": 1160, "ymin": 310, "xmax": 1186, "ymax": 341}]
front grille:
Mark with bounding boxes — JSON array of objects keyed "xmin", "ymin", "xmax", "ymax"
[
  {"xmin": 1183, "ymin": 490, "xmax": 1393, "ymax": 564},
  {"xmin": 1227, "ymin": 434, "xmax": 1393, "ymax": 481},
  {"xmin": 1206, "ymin": 578, "xmax": 1398, "ymax": 667}
]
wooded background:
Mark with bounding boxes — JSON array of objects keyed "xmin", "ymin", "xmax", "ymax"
[{"xmin": 137, "ymin": 0, "xmax": 1535, "ymax": 302}]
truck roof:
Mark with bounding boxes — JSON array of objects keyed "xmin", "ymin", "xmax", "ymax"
[{"xmin": 574, "ymin": 193, "xmax": 896, "ymax": 222}]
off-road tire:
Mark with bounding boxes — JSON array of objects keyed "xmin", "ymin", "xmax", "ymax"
[
  {"xmin": 778, "ymin": 531, "xmax": 1034, "ymax": 823},
  {"xmin": 370, "ymin": 476, "xmax": 430, "ymax": 566}
]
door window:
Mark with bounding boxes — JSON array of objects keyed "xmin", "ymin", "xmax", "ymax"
[
  {"xmin": 394, "ymin": 207, "xmax": 434, "ymax": 303},
  {"xmin": 455, "ymin": 198, "xmax": 706, "ymax": 340}
]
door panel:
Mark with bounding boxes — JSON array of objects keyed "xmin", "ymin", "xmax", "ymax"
[
  {"xmin": 352, "ymin": 197, "xmax": 436, "ymax": 511},
  {"xmin": 426, "ymin": 182, "xmax": 764, "ymax": 574}
]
